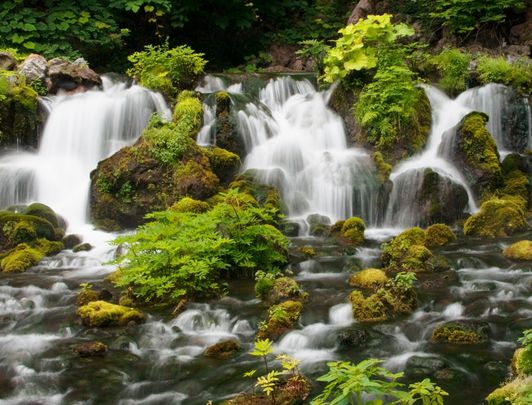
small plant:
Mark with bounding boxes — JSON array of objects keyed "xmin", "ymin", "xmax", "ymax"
[
  {"xmin": 433, "ymin": 48, "xmax": 471, "ymax": 95},
  {"xmin": 250, "ymin": 338, "xmax": 274, "ymax": 373},
  {"xmin": 407, "ymin": 378, "xmax": 449, "ymax": 405},
  {"xmin": 255, "ymin": 270, "xmax": 278, "ymax": 298},
  {"xmin": 518, "ymin": 329, "xmax": 532, "ymax": 347},
  {"xmin": 394, "ymin": 272, "xmax": 417, "ymax": 290},
  {"xmin": 296, "ymin": 39, "xmax": 329, "ymax": 72}
]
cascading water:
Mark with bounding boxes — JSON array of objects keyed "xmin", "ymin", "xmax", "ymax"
[{"xmin": 0, "ymin": 77, "xmax": 171, "ymax": 234}]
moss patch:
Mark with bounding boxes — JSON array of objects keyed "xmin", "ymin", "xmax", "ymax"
[
  {"xmin": 203, "ymin": 339, "xmax": 241, "ymax": 359},
  {"xmin": 170, "ymin": 197, "xmax": 209, "ymax": 213},
  {"xmin": 77, "ymin": 300, "xmax": 144, "ymax": 327},
  {"xmin": 503, "ymin": 240, "xmax": 532, "ymax": 261},
  {"xmin": 340, "ymin": 216, "xmax": 365, "ymax": 245},
  {"xmin": 257, "ymin": 300, "xmax": 303, "ymax": 341},
  {"xmin": 0, "ymin": 243, "xmax": 43, "ymax": 272},
  {"xmin": 348, "ymin": 268, "xmax": 389, "ymax": 290},
  {"xmin": 425, "ymin": 224, "xmax": 456, "ymax": 247},
  {"xmin": 266, "ymin": 277, "xmax": 308, "ymax": 305},
  {"xmin": 431, "ymin": 321, "xmax": 489, "ymax": 344}
]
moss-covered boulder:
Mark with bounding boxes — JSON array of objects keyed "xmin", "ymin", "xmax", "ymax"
[
  {"xmin": 486, "ymin": 375, "xmax": 532, "ymax": 405},
  {"xmin": 452, "ymin": 112, "xmax": 503, "ymax": 196},
  {"xmin": 22, "ymin": 203, "xmax": 61, "ymax": 227},
  {"xmin": 213, "ymin": 91, "xmax": 246, "ymax": 158},
  {"xmin": 204, "ymin": 146, "xmax": 241, "ymax": 184},
  {"xmin": 266, "ymin": 277, "xmax": 308, "ymax": 304},
  {"xmin": 72, "ymin": 243, "xmax": 93, "ymax": 253},
  {"xmin": 0, "ymin": 72, "xmax": 40, "ymax": 149},
  {"xmin": 257, "ymin": 300, "xmax": 303, "ymax": 341},
  {"xmin": 425, "ymin": 224, "xmax": 456, "ymax": 247},
  {"xmin": 90, "ymin": 94, "xmax": 231, "ymax": 230},
  {"xmin": 203, "ymin": 339, "xmax": 241, "ymax": 359},
  {"xmin": 381, "ymin": 227, "xmax": 433, "ymax": 272},
  {"xmin": 229, "ymin": 172, "xmax": 283, "ymax": 214},
  {"xmin": 307, "ymin": 214, "xmax": 331, "ymax": 237},
  {"xmin": 463, "ymin": 196, "xmax": 528, "ymax": 237},
  {"xmin": 431, "ymin": 321, "xmax": 490, "ymax": 344},
  {"xmin": 77, "ymin": 300, "xmax": 144, "ymax": 327},
  {"xmin": 503, "ymin": 240, "xmax": 532, "ymax": 261},
  {"xmin": 170, "ymin": 197, "xmax": 210, "ymax": 213},
  {"xmin": 76, "ymin": 285, "xmax": 100, "ymax": 306},
  {"xmin": 512, "ymin": 346, "xmax": 532, "ymax": 376},
  {"xmin": 224, "ymin": 376, "xmax": 311, "ymax": 405},
  {"xmin": 348, "ymin": 268, "xmax": 389, "ymax": 290},
  {"xmin": 340, "ymin": 216, "xmax": 365, "ymax": 245},
  {"xmin": 0, "ymin": 243, "xmax": 43, "ymax": 272}
]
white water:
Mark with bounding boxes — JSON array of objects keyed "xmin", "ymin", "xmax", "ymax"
[{"xmin": 0, "ymin": 78, "xmax": 170, "ymax": 238}]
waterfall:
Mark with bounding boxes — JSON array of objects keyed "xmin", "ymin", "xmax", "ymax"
[
  {"xmin": 0, "ymin": 77, "xmax": 170, "ymax": 232},
  {"xmin": 199, "ymin": 76, "xmax": 380, "ymax": 227}
]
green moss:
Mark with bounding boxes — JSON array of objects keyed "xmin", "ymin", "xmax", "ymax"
[
  {"xmin": 0, "ymin": 212, "xmax": 57, "ymax": 246},
  {"xmin": 22, "ymin": 203, "xmax": 60, "ymax": 227},
  {"xmin": 257, "ymin": 300, "xmax": 303, "ymax": 340},
  {"xmin": 477, "ymin": 56, "xmax": 532, "ymax": 95},
  {"xmin": 486, "ymin": 376, "xmax": 532, "ymax": 405},
  {"xmin": 77, "ymin": 300, "xmax": 144, "ymax": 327},
  {"xmin": 433, "ymin": 48, "xmax": 472, "ymax": 95},
  {"xmin": 513, "ymin": 347, "xmax": 532, "ymax": 376},
  {"xmin": 348, "ymin": 268, "xmax": 388, "ymax": 290},
  {"xmin": 381, "ymin": 227, "xmax": 435, "ymax": 272},
  {"xmin": 174, "ymin": 159, "xmax": 219, "ymax": 199},
  {"xmin": 170, "ymin": 197, "xmax": 210, "ymax": 213},
  {"xmin": 431, "ymin": 322, "xmax": 489, "ymax": 344},
  {"xmin": 204, "ymin": 146, "xmax": 241, "ymax": 184},
  {"xmin": 144, "ymin": 121, "xmax": 198, "ymax": 165},
  {"xmin": 340, "ymin": 216, "xmax": 365, "ymax": 245},
  {"xmin": 372, "ymin": 151, "xmax": 392, "ymax": 183},
  {"xmin": 76, "ymin": 285, "xmax": 99, "ymax": 306},
  {"xmin": 172, "ymin": 95, "xmax": 203, "ymax": 133},
  {"xmin": 349, "ymin": 290, "xmax": 388, "ymax": 323},
  {"xmin": 425, "ymin": 224, "xmax": 456, "ymax": 247},
  {"xmin": 503, "ymin": 240, "xmax": 532, "ymax": 261},
  {"xmin": 10, "ymin": 221, "xmax": 37, "ymax": 244},
  {"xmin": 298, "ymin": 246, "xmax": 316, "ymax": 257},
  {"xmin": 267, "ymin": 277, "xmax": 308, "ymax": 304},
  {"xmin": 463, "ymin": 197, "xmax": 527, "ymax": 238},
  {"xmin": 0, "ymin": 243, "xmax": 43, "ymax": 272},
  {"xmin": 500, "ymin": 170, "xmax": 529, "ymax": 203},
  {"xmin": 34, "ymin": 239, "xmax": 64, "ymax": 256}
]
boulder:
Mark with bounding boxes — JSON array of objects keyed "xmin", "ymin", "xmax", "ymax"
[
  {"xmin": 337, "ymin": 327, "xmax": 370, "ymax": 347},
  {"xmin": 203, "ymin": 339, "xmax": 241, "ymax": 359},
  {"xmin": 18, "ymin": 54, "xmax": 47, "ymax": 82},
  {"xmin": 257, "ymin": 300, "xmax": 303, "ymax": 341},
  {"xmin": 431, "ymin": 320, "xmax": 490, "ymax": 344},
  {"xmin": 74, "ymin": 341, "xmax": 107, "ymax": 357},
  {"xmin": 77, "ymin": 300, "xmax": 144, "ymax": 327},
  {"xmin": 0, "ymin": 52, "xmax": 17, "ymax": 71},
  {"xmin": 348, "ymin": 268, "xmax": 388, "ymax": 290},
  {"xmin": 503, "ymin": 240, "xmax": 532, "ymax": 261},
  {"xmin": 73, "ymin": 243, "xmax": 93, "ymax": 253},
  {"xmin": 425, "ymin": 224, "xmax": 456, "ymax": 247},
  {"xmin": 47, "ymin": 58, "xmax": 101, "ymax": 94}
]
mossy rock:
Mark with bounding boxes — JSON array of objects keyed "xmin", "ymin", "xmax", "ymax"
[
  {"xmin": 454, "ymin": 112, "xmax": 503, "ymax": 195},
  {"xmin": 329, "ymin": 220, "xmax": 345, "ymax": 236},
  {"xmin": 0, "ymin": 243, "xmax": 43, "ymax": 272},
  {"xmin": 34, "ymin": 239, "xmax": 64, "ymax": 256},
  {"xmin": 372, "ymin": 151, "xmax": 392, "ymax": 183},
  {"xmin": 503, "ymin": 240, "xmax": 532, "ymax": 261},
  {"xmin": 204, "ymin": 146, "xmax": 241, "ymax": 184},
  {"xmin": 463, "ymin": 197, "xmax": 527, "ymax": 238},
  {"xmin": 349, "ymin": 290, "xmax": 388, "ymax": 323},
  {"xmin": 74, "ymin": 341, "xmax": 108, "ymax": 357},
  {"xmin": 298, "ymin": 246, "xmax": 316, "ymax": 257},
  {"xmin": 0, "ymin": 211, "xmax": 58, "ymax": 248},
  {"xmin": 224, "ymin": 376, "xmax": 311, "ymax": 405},
  {"xmin": 512, "ymin": 346, "xmax": 532, "ymax": 376},
  {"xmin": 381, "ymin": 227, "xmax": 434, "ymax": 272},
  {"xmin": 77, "ymin": 300, "xmax": 144, "ymax": 327},
  {"xmin": 172, "ymin": 95, "xmax": 203, "ymax": 133},
  {"xmin": 257, "ymin": 300, "xmax": 303, "ymax": 341},
  {"xmin": 340, "ymin": 217, "xmax": 365, "ymax": 246},
  {"xmin": 203, "ymin": 339, "xmax": 241, "ymax": 359},
  {"xmin": 228, "ymin": 173, "xmax": 282, "ymax": 213},
  {"xmin": 22, "ymin": 203, "xmax": 61, "ymax": 228},
  {"xmin": 348, "ymin": 268, "xmax": 389, "ymax": 290},
  {"xmin": 267, "ymin": 277, "xmax": 308, "ymax": 304},
  {"xmin": 425, "ymin": 224, "xmax": 456, "ymax": 247},
  {"xmin": 73, "ymin": 243, "xmax": 92, "ymax": 253},
  {"xmin": 76, "ymin": 288, "xmax": 100, "ymax": 306},
  {"xmin": 170, "ymin": 197, "xmax": 210, "ymax": 213},
  {"xmin": 486, "ymin": 376, "xmax": 532, "ymax": 405},
  {"xmin": 431, "ymin": 321, "xmax": 489, "ymax": 344}
]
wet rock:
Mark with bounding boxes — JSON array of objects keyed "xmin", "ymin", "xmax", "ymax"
[
  {"xmin": 307, "ymin": 214, "xmax": 331, "ymax": 237},
  {"xmin": 214, "ymin": 91, "xmax": 245, "ymax": 158},
  {"xmin": 203, "ymin": 339, "xmax": 241, "ymax": 359},
  {"xmin": 339, "ymin": 216, "xmax": 365, "ymax": 246},
  {"xmin": 337, "ymin": 327, "xmax": 369, "ymax": 347},
  {"xmin": 47, "ymin": 58, "xmax": 101, "ymax": 94},
  {"xmin": 73, "ymin": 243, "xmax": 93, "ymax": 253},
  {"xmin": 257, "ymin": 300, "xmax": 303, "ymax": 341},
  {"xmin": 405, "ymin": 355, "xmax": 447, "ymax": 378},
  {"xmin": 18, "ymin": 54, "xmax": 48, "ymax": 82},
  {"xmin": 0, "ymin": 52, "xmax": 17, "ymax": 71},
  {"xmin": 266, "ymin": 277, "xmax": 308, "ymax": 304},
  {"xmin": 482, "ymin": 361, "xmax": 508, "ymax": 384},
  {"xmin": 425, "ymin": 224, "xmax": 456, "ymax": 247},
  {"xmin": 280, "ymin": 221, "xmax": 300, "ymax": 237},
  {"xmin": 224, "ymin": 376, "xmax": 311, "ymax": 405},
  {"xmin": 74, "ymin": 341, "xmax": 107, "ymax": 357},
  {"xmin": 63, "ymin": 234, "xmax": 82, "ymax": 249},
  {"xmin": 431, "ymin": 320, "xmax": 490, "ymax": 344}
]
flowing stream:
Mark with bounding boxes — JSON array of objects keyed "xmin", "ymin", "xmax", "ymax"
[{"xmin": 0, "ymin": 75, "xmax": 530, "ymax": 404}]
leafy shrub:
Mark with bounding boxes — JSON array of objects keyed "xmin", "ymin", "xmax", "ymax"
[
  {"xmin": 127, "ymin": 43, "xmax": 206, "ymax": 97},
  {"xmin": 433, "ymin": 48, "xmax": 472, "ymax": 95},
  {"xmin": 112, "ymin": 189, "xmax": 288, "ymax": 303},
  {"xmin": 476, "ymin": 56, "xmax": 532, "ymax": 94}
]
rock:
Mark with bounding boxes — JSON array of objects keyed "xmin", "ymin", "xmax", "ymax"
[
  {"xmin": 405, "ymin": 355, "xmax": 447, "ymax": 378},
  {"xmin": 349, "ymin": 268, "xmax": 388, "ymax": 290},
  {"xmin": 337, "ymin": 327, "xmax": 369, "ymax": 347},
  {"xmin": 22, "ymin": 203, "xmax": 61, "ymax": 228},
  {"xmin": 74, "ymin": 341, "xmax": 107, "ymax": 357},
  {"xmin": 298, "ymin": 246, "xmax": 316, "ymax": 257},
  {"xmin": 224, "ymin": 376, "xmax": 311, "ymax": 405},
  {"xmin": 203, "ymin": 339, "xmax": 240, "ymax": 359},
  {"xmin": 18, "ymin": 54, "xmax": 48, "ymax": 82},
  {"xmin": 463, "ymin": 196, "xmax": 527, "ymax": 237},
  {"xmin": 213, "ymin": 91, "xmax": 246, "ymax": 158},
  {"xmin": 266, "ymin": 277, "xmax": 308, "ymax": 304},
  {"xmin": 0, "ymin": 52, "xmax": 17, "ymax": 71},
  {"xmin": 204, "ymin": 146, "xmax": 241, "ymax": 184},
  {"xmin": 431, "ymin": 320, "xmax": 490, "ymax": 344},
  {"xmin": 329, "ymin": 82, "xmax": 363, "ymax": 144},
  {"xmin": 425, "ymin": 224, "xmax": 456, "ymax": 247},
  {"xmin": 307, "ymin": 214, "xmax": 331, "ymax": 237},
  {"xmin": 77, "ymin": 301, "xmax": 144, "ymax": 327},
  {"xmin": 381, "ymin": 227, "xmax": 434, "ymax": 272},
  {"xmin": 280, "ymin": 221, "xmax": 300, "ymax": 237},
  {"xmin": 257, "ymin": 300, "xmax": 303, "ymax": 341},
  {"xmin": 340, "ymin": 216, "xmax": 365, "ymax": 245},
  {"xmin": 347, "ymin": 0, "xmax": 374, "ymax": 25},
  {"xmin": 63, "ymin": 234, "xmax": 82, "ymax": 249},
  {"xmin": 73, "ymin": 243, "xmax": 93, "ymax": 253},
  {"xmin": 503, "ymin": 240, "xmax": 532, "ymax": 261},
  {"xmin": 510, "ymin": 9, "xmax": 532, "ymax": 46},
  {"xmin": 47, "ymin": 58, "xmax": 101, "ymax": 94},
  {"xmin": 0, "ymin": 243, "xmax": 43, "ymax": 273}
]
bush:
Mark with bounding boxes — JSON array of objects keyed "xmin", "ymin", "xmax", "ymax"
[
  {"xmin": 476, "ymin": 56, "xmax": 532, "ymax": 94},
  {"xmin": 127, "ymin": 43, "xmax": 206, "ymax": 97},
  {"xmin": 112, "ymin": 189, "xmax": 288, "ymax": 303},
  {"xmin": 433, "ymin": 48, "xmax": 472, "ymax": 95}
]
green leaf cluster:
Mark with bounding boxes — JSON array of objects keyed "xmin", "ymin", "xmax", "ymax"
[
  {"xmin": 476, "ymin": 56, "xmax": 532, "ymax": 94},
  {"xmin": 433, "ymin": 49, "xmax": 472, "ymax": 95},
  {"xmin": 112, "ymin": 189, "xmax": 288, "ymax": 303},
  {"xmin": 127, "ymin": 43, "xmax": 206, "ymax": 97}
]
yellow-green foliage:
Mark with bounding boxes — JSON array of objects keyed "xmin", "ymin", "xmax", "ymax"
[
  {"xmin": 340, "ymin": 216, "xmax": 365, "ymax": 245},
  {"xmin": 464, "ymin": 197, "xmax": 527, "ymax": 237},
  {"xmin": 170, "ymin": 197, "xmax": 209, "ymax": 213},
  {"xmin": 486, "ymin": 376, "xmax": 532, "ymax": 405},
  {"xmin": 33, "ymin": 239, "xmax": 64, "ymax": 256},
  {"xmin": 503, "ymin": 240, "xmax": 532, "ymax": 261},
  {"xmin": 172, "ymin": 95, "xmax": 202, "ymax": 133},
  {"xmin": 459, "ymin": 112, "xmax": 502, "ymax": 184},
  {"xmin": 257, "ymin": 300, "xmax": 303, "ymax": 340},
  {"xmin": 513, "ymin": 347, "xmax": 532, "ymax": 376},
  {"xmin": 349, "ymin": 290, "xmax": 388, "ymax": 322},
  {"xmin": 349, "ymin": 268, "xmax": 388, "ymax": 290},
  {"xmin": 425, "ymin": 224, "xmax": 456, "ymax": 247},
  {"xmin": 431, "ymin": 322, "xmax": 488, "ymax": 344},
  {"xmin": 77, "ymin": 300, "xmax": 144, "ymax": 327},
  {"xmin": 372, "ymin": 151, "xmax": 392, "ymax": 183},
  {"xmin": 0, "ymin": 243, "xmax": 43, "ymax": 272},
  {"xmin": 477, "ymin": 56, "xmax": 532, "ymax": 94},
  {"xmin": 381, "ymin": 227, "xmax": 434, "ymax": 272},
  {"xmin": 433, "ymin": 48, "xmax": 472, "ymax": 95}
]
